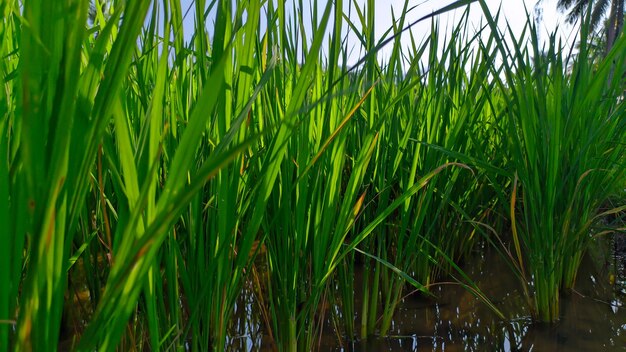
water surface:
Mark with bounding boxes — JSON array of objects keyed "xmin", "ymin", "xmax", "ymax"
[{"xmin": 229, "ymin": 238, "xmax": 626, "ymax": 351}]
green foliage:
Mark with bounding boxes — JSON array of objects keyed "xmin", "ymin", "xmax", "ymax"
[
  {"xmin": 1, "ymin": 0, "xmax": 624, "ymax": 351},
  {"xmin": 479, "ymin": 0, "xmax": 626, "ymax": 321}
]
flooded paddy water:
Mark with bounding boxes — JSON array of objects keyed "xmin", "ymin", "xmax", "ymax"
[{"xmin": 227, "ymin": 238, "xmax": 626, "ymax": 351}]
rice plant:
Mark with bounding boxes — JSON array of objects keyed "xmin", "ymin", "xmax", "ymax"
[
  {"xmin": 1, "ymin": 0, "xmax": 273, "ymax": 349},
  {"xmin": 2, "ymin": 0, "xmax": 625, "ymax": 351},
  {"xmin": 338, "ymin": 5, "xmax": 507, "ymax": 338},
  {"xmin": 479, "ymin": 0, "xmax": 626, "ymax": 322}
]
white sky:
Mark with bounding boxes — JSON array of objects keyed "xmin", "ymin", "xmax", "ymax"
[
  {"xmin": 178, "ymin": 0, "xmax": 580, "ymax": 65},
  {"xmin": 359, "ymin": 0, "xmax": 579, "ymax": 63}
]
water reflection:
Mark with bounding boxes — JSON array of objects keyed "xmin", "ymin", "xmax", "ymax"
[
  {"xmin": 228, "ymin": 238, "xmax": 626, "ymax": 351},
  {"xmin": 227, "ymin": 285, "xmax": 265, "ymax": 351}
]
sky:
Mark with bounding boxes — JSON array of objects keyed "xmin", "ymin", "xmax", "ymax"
[
  {"xmin": 352, "ymin": 0, "xmax": 579, "ymax": 62},
  {"xmin": 178, "ymin": 0, "xmax": 581, "ymax": 65}
]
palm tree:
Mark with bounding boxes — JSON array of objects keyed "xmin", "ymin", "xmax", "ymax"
[{"xmin": 555, "ymin": 0, "xmax": 624, "ymax": 54}]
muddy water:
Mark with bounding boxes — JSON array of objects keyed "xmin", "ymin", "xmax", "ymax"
[{"xmin": 228, "ymin": 238, "xmax": 626, "ymax": 351}]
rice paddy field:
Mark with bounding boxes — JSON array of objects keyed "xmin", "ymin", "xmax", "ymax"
[{"xmin": 1, "ymin": 0, "xmax": 626, "ymax": 350}]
